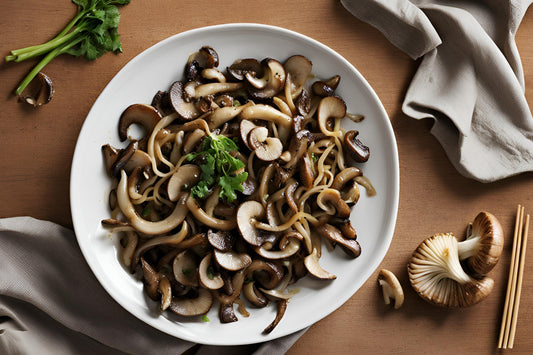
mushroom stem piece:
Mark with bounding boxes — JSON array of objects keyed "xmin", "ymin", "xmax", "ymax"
[{"xmin": 377, "ymin": 269, "xmax": 403, "ymax": 309}]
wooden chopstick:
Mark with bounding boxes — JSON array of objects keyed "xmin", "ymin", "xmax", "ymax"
[
  {"xmin": 497, "ymin": 205, "xmax": 529, "ymax": 349},
  {"xmin": 508, "ymin": 212, "xmax": 529, "ymax": 348}
]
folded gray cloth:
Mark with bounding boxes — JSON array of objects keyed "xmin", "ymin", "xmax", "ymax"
[
  {"xmin": 0, "ymin": 217, "xmax": 304, "ymax": 355},
  {"xmin": 342, "ymin": 0, "xmax": 533, "ymax": 182}
]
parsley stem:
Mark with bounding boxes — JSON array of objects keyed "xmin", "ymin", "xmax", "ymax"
[{"xmin": 9, "ymin": 26, "xmax": 86, "ymax": 63}]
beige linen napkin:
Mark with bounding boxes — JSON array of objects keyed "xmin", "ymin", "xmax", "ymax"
[
  {"xmin": 342, "ymin": 0, "xmax": 533, "ymax": 182},
  {"xmin": 0, "ymin": 217, "xmax": 305, "ymax": 355}
]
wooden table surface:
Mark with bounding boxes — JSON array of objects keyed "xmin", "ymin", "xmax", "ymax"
[{"xmin": 2, "ymin": 1, "xmax": 533, "ymax": 354}]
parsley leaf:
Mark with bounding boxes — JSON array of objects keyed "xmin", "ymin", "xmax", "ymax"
[{"xmin": 187, "ymin": 134, "xmax": 248, "ymax": 202}]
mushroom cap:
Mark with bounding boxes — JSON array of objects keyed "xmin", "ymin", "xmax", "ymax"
[
  {"xmin": 118, "ymin": 104, "xmax": 162, "ymax": 141},
  {"xmin": 248, "ymin": 126, "xmax": 283, "ymax": 161},
  {"xmin": 458, "ymin": 211, "xmax": 504, "ymax": 276},
  {"xmin": 237, "ymin": 201, "xmax": 267, "ymax": 246},
  {"xmin": 408, "ymin": 233, "xmax": 494, "ymax": 308},
  {"xmin": 169, "ymin": 287, "xmax": 213, "ymax": 317}
]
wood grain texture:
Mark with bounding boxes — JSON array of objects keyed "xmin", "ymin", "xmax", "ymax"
[{"xmin": 1, "ymin": 1, "xmax": 533, "ymax": 353}]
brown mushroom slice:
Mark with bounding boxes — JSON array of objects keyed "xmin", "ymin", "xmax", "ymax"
[
  {"xmin": 263, "ymin": 299, "xmax": 288, "ymax": 334},
  {"xmin": 255, "ymin": 238, "xmax": 301, "ymax": 259},
  {"xmin": 123, "ymin": 150, "xmax": 152, "ymax": 175},
  {"xmin": 169, "ymin": 288, "xmax": 213, "ymax": 317},
  {"xmin": 243, "ymin": 281, "xmax": 269, "ymax": 307},
  {"xmin": 304, "ymin": 249, "xmax": 337, "ymax": 280},
  {"xmin": 227, "ymin": 58, "xmax": 263, "ymax": 81},
  {"xmin": 240, "ymin": 119, "xmax": 258, "ymax": 150},
  {"xmin": 246, "ymin": 260, "xmax": 285, "ymax": 290},
  {"xmin": 312, "ymin": 75, "xmax": 341, "ymax": 97},
  {"xmin": 193, "ymin": 82, "xmax": 244, "ymax": 99},
  {"xmin": 246, "ymin": 58, "xmax": 286, "ymax": 99},
  {"xmin": 167, "ymin": 164, "xmax": 201, "ymax": 202},
  {"xmin": 378, "ymin": 269, "xmax": 404, "ymax": 309},
  {"xmin": 283, "ymin": 55, "xmax": 312, "ymax": 99},
  {"xmin": 248, "ymin": 126, "xmax": 283, "ymax": 161},
  {"xmin": 316, "ymin": 188, "xmax": 351, "ymax": 219},
  {"xmin": 316, "ymin": 96, "xmax": 346, "ymax": 137},
  {"xmin": 331, "ymin": 167, "xmax": 363, "ymax": 204},
  {"xmin": 186, "ymin": 196, "xmax": 237, "ymax": 231},
  {"xmin": 299, "ymin": 154, "xmax": 315, "ymax": 189},
  {"xmin": 198, "ymin": 253, "xmax": 224, "ymax": 290},
  {"xmin": 102, "ymin": 144, "xmax": 119, "ymax": 176},
  {"xmin": 19, "ymin": 72, "xmax": 54, "ymax": 107},
  {"xmin": 408, "ymin": 233, "xmax": 495, "ymax": 308},
  {"xmin": 158, "ymin": 276, "xmax": 172, "ymax": 311},
  {"xmin": 344, "ymin": 130, "xmax": 370, "ymax": 163},
  {"xmin": 315, "ymin": 223, "xmax": 361, "ymax": 258},
  {"xmin": 118, "ymin": 104, "xmax": 162, "ymax": 142},
  {"xmin": 190, "ymin": 46, "xmax": 219, "ymax": 68},
  {"xmin": 169, "ymin": 81, "xmax": 202, "ymax": 120},
  {"xmin": 237, "ymin": 201, "xmax": 275, "ymax": 246},
  {"xmin": 457, "ymin": 211, "xmax": 504, "ymax": 276},
  {"xmin": 110, "ymin": 141, "xmax": 137, "ymax": 177},
  {"xmin": 173, "ymin": 249, "xmax": 199, "ymax": 287},
  {"xmin": 207, "ymin": 229, "xmax": 236, "ymax": 252},
  {"xmin": 117, "ymin": 171, "xmax": 189, "ymax": 235},
  {"xmin": 213, "ymin": 249, "xmax": 252, "ymax": 271},
  {"xmin": 141, "ymin": 258, "xmax": 160, "ymax": 301},
  {"xmin": 219, "ymin": 303, "xmax": 238, "ymax": 323}
]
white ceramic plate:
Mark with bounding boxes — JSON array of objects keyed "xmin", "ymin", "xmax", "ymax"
[{"xmin": 70, "ymin": 23, "xmax": 399, "ymax": 345}]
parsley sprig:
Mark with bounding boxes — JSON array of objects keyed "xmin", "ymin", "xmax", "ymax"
[
  {"xmin": 6, "ymin": 0, "xmax": 130, "ymax": 96},
  {"xmin": 187, "ymin": 134, "xmax": 248, "ymax": 203}
]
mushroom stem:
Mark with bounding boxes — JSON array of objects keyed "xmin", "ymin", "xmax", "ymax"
[{"xmin": 457, "ymin": 236, "xmax": 480, "ymax": 260}]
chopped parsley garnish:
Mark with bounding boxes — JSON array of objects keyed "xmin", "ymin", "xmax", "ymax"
[{"xmin": 187, "ymin": 134, "xmax": 248, "ymax": 202}]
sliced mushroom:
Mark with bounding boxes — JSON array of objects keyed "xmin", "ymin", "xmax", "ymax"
[
  {"xmin": 169, "ymin": 288, "xmax": 213, "ymax": 317},
  {"xmin": 207, "ymin": 229, "xmax": 236, "ymax": 252},
  {"xmin": 219, "ymin": 303, "xmax": 238, "ymax": 323},
  {"xmin": 110, "ymin": 141, "xmax": 137, "ymax": 177},
  {"xmin": 331, "ymin": 167, "xmax": 363, "ymax": 204},
  {"xmin": 243, "ymin": 281, "xmax": 270, "ymax": 308},
  {"xmin": 312, "ymin": 75, "xmax": 340, "ymax": 97},
  {"xmin": 227, "ymin": 58, "xmax": 263, "ymax": 81},
  {"xmin": 158, "ymin": 276, "xmax": 172, "ymax": 311},
  {"xmin": 304, "ymin": 249, "xmax": 337, "ymax": 280},
  {"xmin": 141, "ymin": 257, "xmax": 160, "ymax": 300},
  {"xmin": 19, "ymin": 72, "xmax": 54, "ymax": 107},
  {"xmin": 237, "ymin": 201, "xmax": 276, "ymax": 246},
  {"xmin": 316, "ymin": 188, "xmax": 351, "ymax": 219},
  {"xmin": 315, "ymin": 223, "xmax": 361, "ymax": 258},
  {"xmin": 263, "ymin": 299, "xmax": 287, "ymax": 334},
  {"xmin": 408, "ymin": 233, "xmax": 495, "ymax": 308},
  {"xmin": 457, "ymin": 211, "xmax": 504, "ymax": 276},
  {"xmin": 246, "ymin": 58, "xmax": 286, "ymax": 99},
  {"xmin": 316, "ymin": 96, "xmax": 346, "ymax": 137},
  {"xmin": 378, "ymin": 269, "xmax": 404, "ymax": 309},
  {"xmin": 169, "ymin": 81, "xmax": 201, "ymax": 120},
  {"xmin": 198, "ymin": 253, "xmax": 224, "ymax": 290},
  {"xmin": 245, "ymin": 260, "xmax": 285, "ymax": 290},
  {"xmin": 240, "ymin": 119, "xmax": 258, "ymax": 150},
  {"xmin": 102, "ymin": 144, "xmax": 119, "ymax": 176},
  {"xmin": 201, "ymin": 68, "xmax": 226, "ymax": 83},
  {"xmin": 118, "ymin": 104, "xmax": 162, "ymax": 141},
  {"xmin": 167, "ymin": 164, "xmax": 201, "ymax": 201},
  {"xmin": 213, "ymin": 249, "xmax": 252, "ymax": 271},
  {"xmin": 283, "ymin": 55, "xmax": 312, "ymax": 99},
  {"xmin": 248, "ymin": 126, "xmax": 283, "ymax": 161},
  {"xmin": 344, "ymin": 130, "xmax": 370, "ymax": 163},
  {"xmin": 172, "ymin": 249, "xmax": 199, "ymax": 287}
]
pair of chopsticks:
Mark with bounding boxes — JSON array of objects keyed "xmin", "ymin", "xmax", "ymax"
[{"xmin": 498, "ymin": 204, "xmax": 530, "ymax": 349}]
